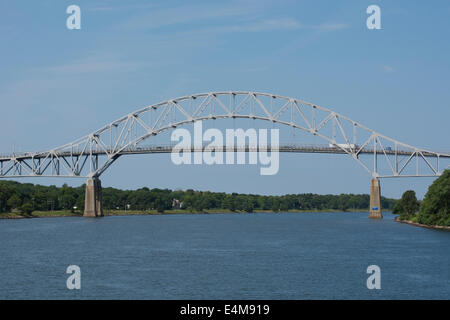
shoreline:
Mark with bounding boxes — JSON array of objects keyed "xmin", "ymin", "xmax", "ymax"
[
  {"xmin": 394, "ymin": 217, "xmax": 450, "ymax": 231},
  {"xmin": 0, "ymin": 208, "xmax": 370, "ymax": 219}
]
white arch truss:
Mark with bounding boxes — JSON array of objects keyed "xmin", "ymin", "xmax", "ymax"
[{"xmin": 0, "ymin": 91, "xmax": 448, "ymax": 179}]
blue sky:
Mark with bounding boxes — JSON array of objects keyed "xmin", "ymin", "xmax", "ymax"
[{"xmin": 1, "ymin": 0, "xmax": 449, "ymax": 199}]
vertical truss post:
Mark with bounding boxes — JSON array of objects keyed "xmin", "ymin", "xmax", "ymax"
[{"xmin": 373, "ymin": 136, "xmax": 377, "ymax": 175}]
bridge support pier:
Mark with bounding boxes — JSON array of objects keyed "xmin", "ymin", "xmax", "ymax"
[
  {"xmin": 84, "ymin": 177, "xmax": 103, "ymax": 217},
  {"xmin": 369, "ymin": 178, "xmax": 382, "ymax": 219}
]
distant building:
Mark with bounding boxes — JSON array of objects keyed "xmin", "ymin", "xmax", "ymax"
[{"xmin": 172, "ymin": 198, "xmax": 183, "ymax": 209}]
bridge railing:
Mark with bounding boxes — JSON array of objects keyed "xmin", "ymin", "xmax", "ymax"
[{"xmin": 2, "ymin": 143, "xmax": 446, "ymax": 159}]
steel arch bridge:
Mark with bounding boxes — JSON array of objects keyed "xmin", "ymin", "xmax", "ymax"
[{"xmin": 1, "ymin": 91, "xmax": 449, "ymax": 217}]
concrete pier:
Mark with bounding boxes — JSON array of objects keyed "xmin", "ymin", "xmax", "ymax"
[
  {"xmin": 369, "ymin": 178, "xmax": 382, "ymax": 219},
  {"xmin": 84, "ymin": 177, "xmax": 103, "ymax": 217}
]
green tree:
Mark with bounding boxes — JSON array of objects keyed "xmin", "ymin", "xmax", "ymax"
[
  {"xmin": 402, "ymin": 191, "xmax": 420, "ymax": 215},
  {"xmin": 392, "ymin": 201, "xmax": 403, "ymax": 215},
  {"xmin": 222, "ymin": 195, "xmax": 236, "ymax": 211},
  {"xmin": 393, "ymin": 190, "xmax": 420, "ymax": 218},
  {"xmin": 271, "ymin": 199, "xmax": 280, "ymax": 212},
  {"xmin": 0, "ymin": 184, "xmax": 13, "ymax": 212},
  {"xmin": 19, "ymin": 202, "xmax": 34, "ymax": 216},
  {"xmin": 244, "ymin": 201, "xmax": 254, "ymax": 213},
  {"xmin": 61, "ymin": 194, "xmax": 76, "ymax": 211},
  {"xmin": 417, "ymin": 170, "xmax": 450, "ymax": 226},
  {"xmin": 193, "ymin": 199, "xmax": 204, "ymax": 212},
  {"xmin": 154, "ymin": 198, "xmax": 165, "ymax": 213},
  {"xmin": 7, "ymin": 194, "xmax": 22, "ymax": 210},
  {"xmin": 279, "ymin": 198, "xmax": 289, "ymax": 211}
]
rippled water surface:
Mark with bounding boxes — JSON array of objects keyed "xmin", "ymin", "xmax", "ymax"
[{"xmin": 0, "ymin": 212, "xmax": 448, "ymax": 299}]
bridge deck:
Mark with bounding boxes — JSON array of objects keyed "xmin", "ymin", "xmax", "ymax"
[{"xmin": 0, "ymin": 144, "xmax": 448, "ymax": 160}]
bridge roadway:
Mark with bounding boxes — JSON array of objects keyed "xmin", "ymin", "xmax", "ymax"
[{"xmin": 1, "ymin": 144, "xmax": 448, "ymax": 160}]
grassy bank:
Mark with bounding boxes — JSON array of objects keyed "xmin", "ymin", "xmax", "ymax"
[
  {"xmin": 395, "ymin": 216, "xmax": 450, "ymax": 231},
  {"xmin": 0, "ymin": 208, "xmax": 370, "ymax": 219},
  {"xmin": 0, "ymin": 210, "xmax": 81, "ymax": 219}
]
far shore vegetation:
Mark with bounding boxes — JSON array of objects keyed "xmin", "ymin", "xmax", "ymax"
[{"xmin": 0, "ymin": 180, "xmax": 397, "ymax": 218}]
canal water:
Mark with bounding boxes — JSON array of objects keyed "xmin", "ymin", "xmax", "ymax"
[{"xmin": 0, "ymin": 212, "xmax": 448, "ymax": 299}]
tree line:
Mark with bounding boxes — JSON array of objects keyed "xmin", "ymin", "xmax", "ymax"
[
  {"xmin": 394, "ymin": 170, "xmax": 449, "ymax": 226},
  {"xmin": 0, "ymin": 180, "xmax": 396, "ymax": 215}
]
